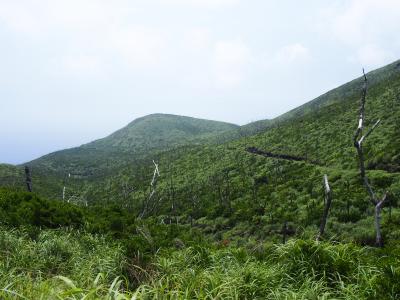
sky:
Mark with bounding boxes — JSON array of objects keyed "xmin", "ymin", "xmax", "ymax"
[{"xmin": 1, "ymin": 0, "xmax": 400, "ymax": 164}]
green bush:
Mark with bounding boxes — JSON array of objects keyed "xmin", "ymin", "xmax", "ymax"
[{"xmin": 0, "ymin": 188, "xmax": 84, "ymax": 228}]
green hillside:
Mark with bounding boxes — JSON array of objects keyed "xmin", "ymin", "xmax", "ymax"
[
  {"xmin": 0, "ymin": 164, "xmax": 23, "ymax": 187},
  {"xmin": 80, "ymin": 59, "xmax": 400, "ymax": 208},
  {"xmin": 85, "ymin": 113, "xmax": 239, "ymax": 151},
  {"xmin": 8, "ymin": 114, "xmax": 237, "ymax": 190},
  {"xmin": 1, "ymin": 188, "xmax": 399, "ymax": 299},
  {"xmin": 275, "ymin": 60, "xmax": 400, "ymax": 122},
  {"xmin": 67, "ymin": 58, "xmax": 400, "ymax": 263},
  {"xmin": 0, "ymin": 60, "xmax": 400, "ymax": 299},
  {"xmin": 2, "ymin": 60, "xmax": 400, "ymax": 208}
]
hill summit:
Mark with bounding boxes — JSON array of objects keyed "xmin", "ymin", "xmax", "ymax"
[
  {"xmin": 21, "ymin": 113, "xmax": 239, "ymax": 177},
  {"xmin": 83, "ymin": 113, "xmax": 239, "ymax": 152}
]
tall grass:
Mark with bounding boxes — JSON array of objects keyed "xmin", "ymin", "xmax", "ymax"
[
  {"xmin": 0, "ymin": 226, "xmax": 125, "ymax": 299},
  {"xmin": 1, "ymin": 227, "xmax": 399, "ymax": 299},
  {"xmin": 132, "ymin": 241, "xmax": 399, "ymax": 299}
]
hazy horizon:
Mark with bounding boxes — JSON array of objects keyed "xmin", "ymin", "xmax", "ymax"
[{"xmin": 1, "ymin": 0, "xmax": 399, "ymax": 164}]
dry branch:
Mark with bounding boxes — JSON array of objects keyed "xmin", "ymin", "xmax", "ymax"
[
  {"xmin": 316, "ymin": 174, "xmax": 332, "ymax": 241},
  {"xmin": 353, "ymin": 69, "xmax": 388, "ymax": 247},
  {"xmin": 139, "ymin": 160, "xmax": 161, "ymax": 218},
  {"xmin": 24, "ymin": 166, "xmax": 32, "ymax": 192}
]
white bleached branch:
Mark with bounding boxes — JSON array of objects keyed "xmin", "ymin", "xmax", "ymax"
[{"xmin": 353, "ymin": 69, "xmax": 388, "ymax": 247}]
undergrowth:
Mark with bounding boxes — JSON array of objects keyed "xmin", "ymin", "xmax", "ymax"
[{"xmin": 1, "ymin": 227, "xmax": 399, "ymax": 299}]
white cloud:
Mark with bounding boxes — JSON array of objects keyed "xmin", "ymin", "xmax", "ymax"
[
  {"xmin": 214, "ymin": 39, "xmax": 252, "ymax": 88},
  {"xmin": 184, "ymin": 28, "xmax": 211, "ymax": 51},
  {"xmin": 159, "ymin": 0, "xmax": 239, "ymax": 8},
  {"xmin": 349, "ymin": 44, "xmax": 395, "ymax": 68},
  {"xmin": 0, "ymin": 1, "xmax": 118, "ymax": 35},
  {"xmin": 275, "ymin": 43, "xmax": 311, "ymax": 64},
  {"xmin": 50, "ymin": 55, "xmax": 104, "ymax": 78},
  {"xmin": 0, "ymin": 1, "xmax": 167, "ymax": 69},
  {"xmin": 320, "ymin": 0, "xmax": 400, "ymax": 68},
  {"xmin": 330, "ymin": 0, "xmax": 400, "ymax": 46},
  {"xmin": 0, "ymin": 2, "xmax": 42, "ymax": 36},
  {"xmin": 109, "ymin": 26, "xmax": 167, "ymax": 68}
]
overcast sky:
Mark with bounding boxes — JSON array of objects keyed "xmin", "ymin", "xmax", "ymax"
[{"xmin": 1, "ymin": 0, "xmax": 399, "ymax": 164}]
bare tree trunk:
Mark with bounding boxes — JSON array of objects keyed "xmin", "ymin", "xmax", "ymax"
[
  {"xmin": 168, "ymin": 167, "xmax": 177, "ymax": 224},
  {"xmin": 353, "ymin": 70, "xmax": 389, "ymax": 247},
  {"xmin": 24, "ymin": 166, "xmax": 32, "ymax": 192},
  {"xmin": 62, "ymin": 173, "xmax": 70, "ymax": 201},
  {"xmin": 316, "ymin": 175, "xmax": 332, "ymax": 241},
  {"xmin": 375, "ymin": 194, "xmax": 388, "ymax": 247},
  {"xmin": 139, "ymin": 160, "xmax": 160, "ymax": 218},
  {"xmin": 282, "ymin": 221, "xmax": 288, "ymax": 244}
]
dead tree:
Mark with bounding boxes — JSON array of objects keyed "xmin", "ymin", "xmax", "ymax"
[
  {"xmin": 62, "ymin": 173, "xmax": 70, "ymax": 201},
  {"xmin": 139, "ymin": 160, "xmax": 160, "ymax": 218},
  {"xmin": 167, "ymin": 166, "xmax": 177, "ymax": 224},
  {"xmin": 24, "ymin": 166, "xmax": 32, "ymax": 192},
  {"xmin": 282, "ymin": 221, "xmax": 288, "ymax": 244},
  {"xmin": 122, "ymin": 181, "xmax": 134, "ymax": 198},
  {"xmin": 316, "ymin": 174, "xmax": 332, "ymax": 241},
  {"xmin": 353, "ymin": 70, "xmax": 389, "ymax": 247}
]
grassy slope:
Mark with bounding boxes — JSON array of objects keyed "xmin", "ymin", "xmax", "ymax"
[
  {"xmin": 0, "ymin": 114, "xmax": 239, "ymax": 198},
  {"xmin": 0, "ymin": 164, "xmax": 23, "ymax": 187},
  {"xmin": 25, "ymin": 113, "xmax": 239, "ymax": 174},
  {"xmin": 1, "ymin": 60, "xmax": 400, "ymax": 236},
  {"xmin": 85, "ymin": 113, "xmax": 239, "ymax": 150},
  {"xmin": 0, "ymin": 189, "xmax": 399, "ymax": 299},
  {"xmin": 242, "ymin": 60, "xmax": 400, "ymax": 171},
  {"xmin": 2, "ymin": 227, "xmax": 399, "ymax": 299},
  {"xmin": 78, "ymin": 59, "xmax": 400, "ymax": 245},
  {"xmin": 1, "ymin": 61, "xmax": 400, "ymax": 299}
]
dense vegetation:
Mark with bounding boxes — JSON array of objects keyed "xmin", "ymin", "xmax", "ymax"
[
  {"xmin": 0, "ymin": 59, "xmax": 400, "ymax": 298},
  {"xmin": 25, "ymin": 114, "xmax": 239, "ymax": 177},
  {"xmin": 0, "ymin": 188, "xmax": 399, "ymax": 299}
]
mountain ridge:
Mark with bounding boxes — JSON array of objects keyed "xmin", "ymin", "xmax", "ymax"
[
  {"xmin": 82, "ymin": 113, "xmax": 239, "ymax": 151},
  {"xmin": 1, "ymin": 59, "xmax": 399, "ymax": 203}
]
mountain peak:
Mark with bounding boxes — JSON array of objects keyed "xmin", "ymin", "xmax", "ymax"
[{"xmin": 77, "ymin": 113, "xmax": 239, "ymax": 152}]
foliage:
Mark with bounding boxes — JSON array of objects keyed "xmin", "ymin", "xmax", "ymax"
[
  {"xmin": 0, "ymin": 188, "xmax": 83, "ymax": 228},
  {"xmin": 2, "ymin": 230, "xmax": 398, "ymax": 299},
  {"xmin": 0, "ymin": 60, "xmax": 400, "ymax": 298},
  {"xmin": 0, "ymin": 226, "xmax": 125, "ymax": 299}
]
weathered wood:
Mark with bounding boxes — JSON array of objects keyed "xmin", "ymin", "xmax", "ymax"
[
  {"xmin": 375, "ymin": 192, "xmax": 388, "ymax": 247},
  {"xmin": 24, "ymin": 166, "xmax": 32, "ymax": 192},
  {"xmin": 316, "ymin": 175, "xmax": 332, "ymax": 241},
  {"xmin": 139, "ymin": 160, "xmax": 161, "ymax": 218},
  {"xmin": 246, "ymin": 147, "xmax": 322, "ymax": 166},
  {"xmin": 63, "ymin": 173, "xmax": 71, "ymax": 202},
  {"xmin": 353, "ymin": 70, "xmax": 389, "ymax": 247},
  {"xmin": 282, "ymin": 221, "xmax": 288, "ymax": 244}
]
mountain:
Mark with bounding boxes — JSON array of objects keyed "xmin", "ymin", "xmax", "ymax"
[
  {"xmin": 240, "ymin": 60, "xmax": 400, "ymax": 137},
  {"xmin": 24, "ymin": 114, "xmax": 239, "ymax": 176},
  {"xmin": 0, "ymin": 114, "xmax": 239, "ymax": 197},
  {"xmin": 1, "ymin": 59, "xmax": 400, "ymax": 222},
  {"xmin": 241, "ymin": 59, "xmax": 400, "ymax": 171},
  {"xmin": 84, "ymin": 113, "xmax": 239, "ymax": 151},
  {"xmin": 1, "ymin": 60, "xmax": 400, "ymax": 300},
  {"xmin": 69, "ymin": 58, "xmax": 400, "ymax": 239},
  {"xmin": 275, "ymin": 59, "xmax": 400, "ymax": 123}
]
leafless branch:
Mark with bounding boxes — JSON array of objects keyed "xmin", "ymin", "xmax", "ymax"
[
  {"xmin": 375, "ymin": 191, "xmax": 389, "ymax": 247},
  {"xmin": 24, "ymin": 166, "xmax": 32, "ymax": 192},
  {"xmin": 139, "ymin": 160, "xmax": 161, "ymax": 218},
  {"xmin": 353, "ymin": 69, "xmax": 389, "ymax": 247},
  {"xmin": 359, "ymin": 119, "xmax": 381, "ymax": 145},
  {"xmin": 316, "ymin": 175, "xmax": 332, "ymax": 241}
]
